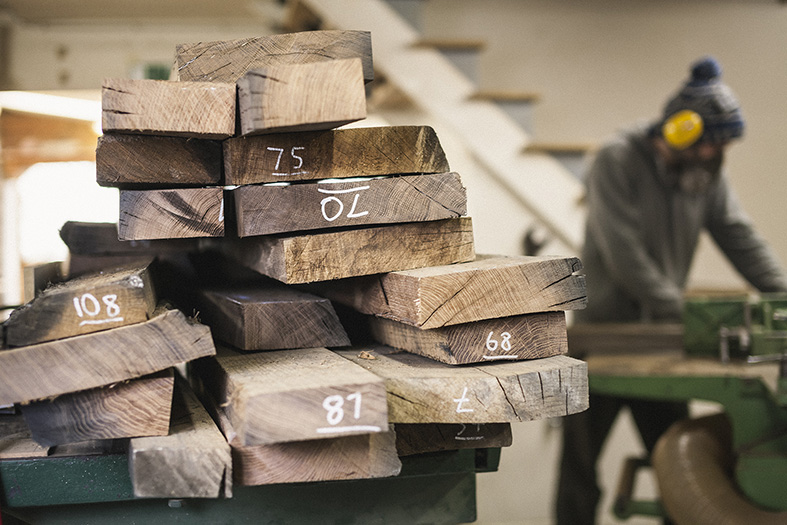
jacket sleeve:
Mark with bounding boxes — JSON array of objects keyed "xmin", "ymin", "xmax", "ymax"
[
  {"xmin": 705, "ymin": 176, "xmax": 787, "ymax": 293},
  {"xmin": 584, "ymin": 144, "xmax": 684, "ymax": 320}
]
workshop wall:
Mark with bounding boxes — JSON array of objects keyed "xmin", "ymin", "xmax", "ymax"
[{"xmin": 424, "ymin": 0, "xmax": 787, "ymax": 294}]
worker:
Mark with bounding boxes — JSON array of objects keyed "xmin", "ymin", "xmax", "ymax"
[{"xmin": 554, "ymin": 56, "xmax": 787, "ymax": 525}]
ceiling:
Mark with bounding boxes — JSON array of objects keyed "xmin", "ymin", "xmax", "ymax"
[{"xmin": 0, "ymin": 0, "xmax": 284, "ymax": 24}]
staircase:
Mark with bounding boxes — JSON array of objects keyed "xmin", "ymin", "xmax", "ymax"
[{"xmin": 292, "ymin": 0, "xmax": 587, "ymax": 256}]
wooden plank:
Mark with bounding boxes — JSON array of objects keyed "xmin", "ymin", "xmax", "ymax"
[
  {"xmin": 102, "ymin": 78, "xmax": 235, "ymax": 139},
  {"xmin": 20, "ymin": 371, "xmax": 174, "ymax": 447},
  {"xmin": 223, "ymin": 125, "xmax": 449, "ymax": 185},
  {"xmin": 175, "ymin": 30, "xmax": 374, "ymax": 84},
  {"xmin": 567, "ymin": 323, "xmax": 684, "ymax": 357},
  {"xmin": 227, "ymin": 217, "xmax": 475, "ymax": 284},
  {"xmin": 129, "ymin": 378, "xmax": 231, "ymax": 499},
  {"xmin": 194, "ymin": 281, "xmax": 350, "ymax": 351},
  {"xmin": 369, "ymin": 312, "xmax": 567, "ymax": 365},
  {"xmin": 96, "ymin": 133, "xmax": 223, "ymax": 188},
  {"xmin": 59, "ymin": 221, "xmax": 198, "ymax": 256},
  {"xmin": 0, "ymin": 305, "xmax": 215, "ymax": 405},
  {"xmin": 204, "ymin": 395, "xmax": 400, "ymax": 485},
  {"xmin": 336, "ymin": 345, "xmax": 588, "ymax": 423},
  {"xmin": 196, "ymin": 346, "xmax": 389, "ymax": 446},
  {"xmin": 118, "ymin": 187, "xmax": 225, "ymax": 240},
  {"xmin": 6, "ymin": 261, "xmax": 157, "ymax": 346},
  {"xmin": 237, "ymin": 58, "xmax": 366, "ymax": 135},
  {"xmin": 23, "ymin": 261, "xmax": 64, "ymax": 302},
  {"xmin": 0, "ymin": 415, "xmax": 49, "ymax": 459},
  {"xmin": 232, "ymin": 172, "xmax": 466, "ymax": 237},
  {"xmin": 0, "ymin": 109, "xmax": 98, "ymax": 178},
  {"xmin": 394, "ymin": 423, "xmax": 513, "ymax": 456},
  {"xmin": 311, "ymin": 253, "xmax": 585, "ymax": 328}
]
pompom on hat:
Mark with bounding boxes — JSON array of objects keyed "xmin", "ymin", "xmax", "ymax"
[{"xmin": 662, "ymin": 56, "xmax": 744, "ymax": 144}]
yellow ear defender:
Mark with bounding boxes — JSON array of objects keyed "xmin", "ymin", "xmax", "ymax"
[{"xmin": 662, "ymin": 109, "xmax": 704, "ymax": 150}]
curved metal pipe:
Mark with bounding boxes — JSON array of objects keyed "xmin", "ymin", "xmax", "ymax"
[{"xmin": 652, "ymin": 413, "xmax": 787, "ymax": 525}]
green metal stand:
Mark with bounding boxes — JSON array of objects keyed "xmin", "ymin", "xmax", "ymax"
[{"xmin": 1, "ymin": 448, "xmax": 500, "ymax": 524}]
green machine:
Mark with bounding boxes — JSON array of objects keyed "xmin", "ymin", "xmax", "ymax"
[{"xmin": 586, "ymin": 293, "xmax": 787, "ymax": 520}]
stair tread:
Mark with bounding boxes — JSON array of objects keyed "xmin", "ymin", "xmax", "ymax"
[
  {"xmin": 523, "ymin": 142, "xmax": 596, "ymax": 154},
  {"xmin": 412, "ymin": 38, "xmax": 486, "ymax": 51},
  {"xmin": 470, "ymin": 90, "xmax": 541, "ymax": 103}
]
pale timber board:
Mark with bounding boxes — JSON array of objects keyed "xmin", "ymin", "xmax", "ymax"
[
  {"xmin": 0, "ymin": 415, "xmax": 49, "ymax": 459},
  {"xmin": 232, "ymin": 172, "xmax": 467, "ymax": 236},
  {"xmin": 5, "ymin": 260, "xmax": 157, "ymax": 346},
  {"xmin": 96, "ymin": 133, "xmax": 223, "ymax": 188},
  {"xmin": 206, "ymin": 396, "xmax": 400, "ymax": 485},
  {"xmin": 129, "ymin": 378, "xmax": 231, "ymax": 499},
  {"xmin": 118, "ymin": 187, "xmax": 225, "ymax": 240},
  {"xmin": 176, "ymin": 30, "xmax": 374, "ymax": 84},
  {"xmin": 197, "ymin": 346, "xmax": 389, "ymax": 446},
  {"xmin": 0, "ymin": 306, "xmax": 215, "ymax": 405},
  {"xmin": 102, "ymin": 78, "xmax": 235, "ymax": 139},
  {"xmin": 369, "ymin": 311, "xmax": 567, "ymax": 365},
  {"xmin": 394, "ymin": 423, "xmax": 513, "ymax": 456},
  {"xmin": 336, "ymin": 345, "xmax": 588, "ymax": 423},
  {"xmin": 223, "ymin": 125, "xmax": 449, "ymax": 184},
  {"xmin": 194, "ymin": 283, "xmax": 350, "ymax": 350},
  {"xmin": 228, "ymin": 217, "xmax": 475, "ymax": 284},
  {"xmin": 21, "ymin": 370, "xmax": 173, "ymax": 447},
  {"xmin": 237, "ymin": 58, "xmax": 366, "ymax": 135},
  {"xmin": 312, "ymin": 253, "xmax": 585, "ymax": 328},
  {"xmin": 567, "ymin": 323, "xmax": 684, "ymax": 357}
]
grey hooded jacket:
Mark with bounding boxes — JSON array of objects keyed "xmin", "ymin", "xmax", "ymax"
[{"xmin": 577, "ymin": 123, "xmax": 787, "ymax": 323}]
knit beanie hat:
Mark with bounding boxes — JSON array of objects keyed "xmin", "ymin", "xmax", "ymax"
[{"xmin": 662, "ymin": 56, "xmax": 744, "ymax": 144}]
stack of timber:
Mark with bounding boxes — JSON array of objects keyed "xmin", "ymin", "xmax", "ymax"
[
  {"xmin": 1, "ymin": 29, "xmax": 591, "ymax": 502},
  {"xmin": 0, "ymin": 260, "xmax": 225, "ymax": 496},
  {"xmin": 173, "ymin": 30, "xmax": 586, "ymax": 461},
  {"xmin": 0, "ymin": 261, "xmax": 230, "ymax": 497}
]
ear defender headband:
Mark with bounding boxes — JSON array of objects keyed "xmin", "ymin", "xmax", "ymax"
[{"xmin": 662, "ymin": 109, "xmax": 704, "ymax": 150}]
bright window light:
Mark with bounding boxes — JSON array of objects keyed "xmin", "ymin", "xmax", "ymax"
[{"xmin": 16, "ymin": 161, "xmax": 118, "ymax": 264}]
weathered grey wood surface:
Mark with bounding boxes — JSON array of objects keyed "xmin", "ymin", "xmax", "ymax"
[
  {"xmin": 231, "ymin": 172, "xmax": 466, "ymax": 237},
  {"xmin": 227, "ymin": 217, "xmax": 475, "ymax": 284},
  {"xmin": 197, "ymin": 346, "xmax": 389, "ymax": 445},
  {"xmin": 176, "ymin": 30, "xmax": 373, "ymax": 84},
  {"xmin": 6, "ymin": 261, "xmax": 157, "ymax": 346},
  {"xmin": 369, "ymin": 312, "xmax": 567, "ymax": 365},
  {"xmin": 102, "ymin": 78, "xmax": 236, "ymax": 139},
  {"xmin": 21, "ymin": 371, "xmax": 173, "ymax": 447},
  {"xmin": 336, "ymin": 345, "xmax": 588, "ymax": 424},
  {"xmin": 394, "ymin": 423, "xmax": 513, "ymax": 456},
  {"xmin": 23, "ymin": 261, "xmax": 64, "ymax": 303},
  {"xmin": 312, "ymin": 254, "xmax": 585, "ymax": 328},
  {"xmin": 96, "ymin": 133, "xmax": 223, "ymax": 188},
  {"xmin": 205, "ymin": 396, "xmax": 400, "ymax": 486},
  {"xmin": 59, "ymin": 221, "xmax": 197, "ymax": 256},
  {"xmin": 193, "ymin": 282, "xmax": 349, "ymax": 350},
  {"xmin": 0, "ymin": 306, "xmax": 215, "ymax": 405},
  {"xmin": 223, "ymin": 126, "xmax": 449, "ymax": 184},
  {"xmin": 237, "ymin": 59, "xmax": 366, "ymax": 135},
  {"xmin": 118, "ymin": 188, "xmax": 225, "ymax": 240},
  {"xmin": 129, "ymin": 378, "xmax": 231, "ymax": 499},
  {"xmin": 0, "ymin": 415, "xmax": 49, "ymax": 459}
]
